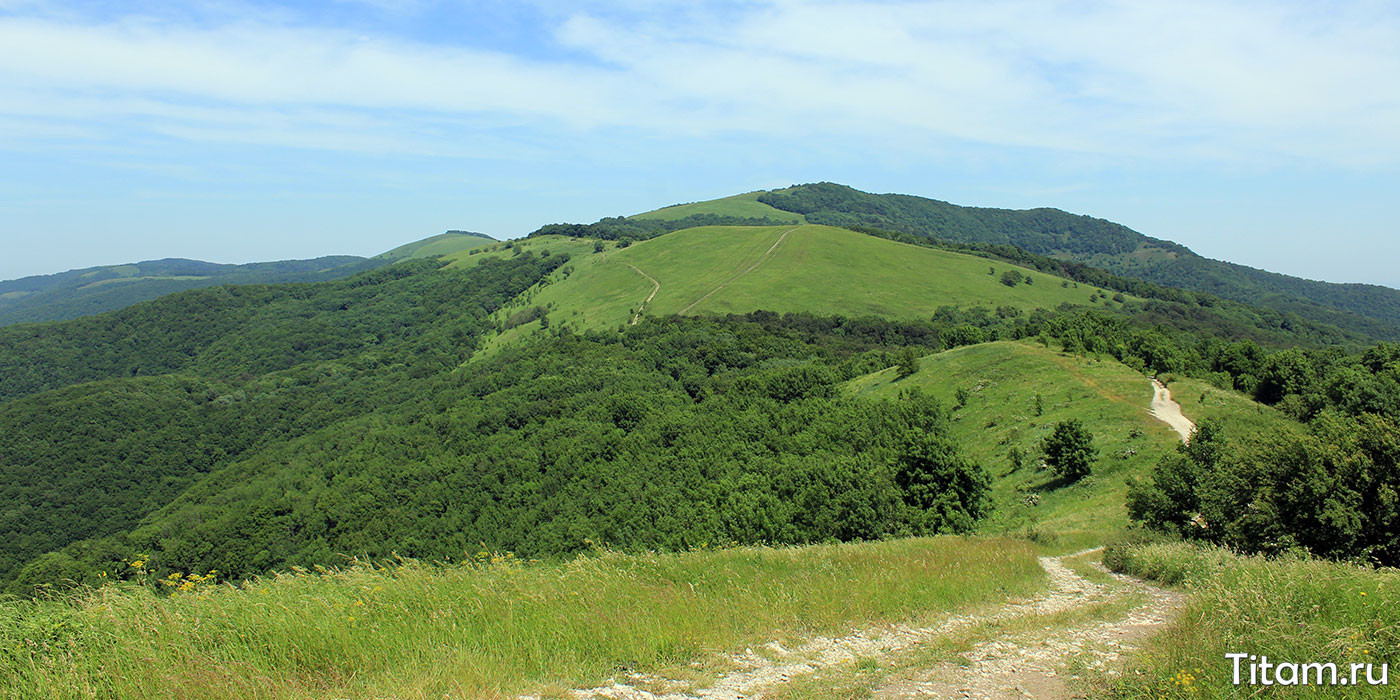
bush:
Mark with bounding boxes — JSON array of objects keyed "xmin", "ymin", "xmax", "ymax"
[{"xmin": 999, "ymin": 270, "xmax": 1024, "ymax": 287}]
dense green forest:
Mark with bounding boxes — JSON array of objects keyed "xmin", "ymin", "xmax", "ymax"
[
  {"xmin": 4, "ymin": 292, "xmax": 1397, "ymax": 592},
  {"xmin": 755, "ymin": 183, "xmax": 1400, "ymax": 339},
  {"xmin": 4, "ymin": 311, "xmax": 998, "ymax": 593},
  {"xmin": 0, "ymin": 256, "xmax": 561, "ymax": 402},
  {"xmin": 0, "ymin": 256, "xmax": 386, "ymax": 327},
  {"xmin": 0, "ymin": 253, "xmax": 568, "ymax": 587},
  {"xmin": 1127, "ymin": 340, "xmax": 1400, "ymax": 565}
]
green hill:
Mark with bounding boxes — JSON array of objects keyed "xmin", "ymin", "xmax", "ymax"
[
  {"xmin": 469, "ymin": 225, "xmax": 1124, "ymax": 353},
  {"xmin": 373, "ymin": 230, "xmax": 497, "ymax": 261},
  {"xmin": 845, "ymin": 341, "xmax": 1297, "ymax": 551},
  {"xmin": 0, "ymin": 230, "xmax": 499, "ymax": 328},
  {"xmin": 0, "ymin": 256, "xmax": 383, "ymax": 327},
  {"xmin": 750, "ymin": 183, "xmax": 1400, "ymax": 339}
]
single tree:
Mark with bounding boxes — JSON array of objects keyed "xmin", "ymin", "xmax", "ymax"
[
  {"xmin": 894, "ymin": 432, "xmax": 991, "ymax": 534},
  {"xmin": 1042, "ymin": 419, "xmax": 1097, "ymax": 481},
  {"xmin": 896, "ymin": 347, "xmax": 921, "ymax": 379},
  {"xmin": 1000, "ymin": 270, "xmax": 1024, "ymax": 287}
]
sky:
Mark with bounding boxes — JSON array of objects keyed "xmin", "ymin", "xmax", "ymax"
[{"xmin": 1, "ymin": 0, "xmax": 1398, "ymax": 287}]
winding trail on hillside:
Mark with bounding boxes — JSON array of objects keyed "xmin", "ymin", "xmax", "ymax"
[
  {"xmin": 1149, "ymin": 379, "xmax": 1195, "ymax": 443},
  {"xmin": 677, "ymin": 226, "xmax": 801, "ymax": 315},
  {"xmin": 626, "ymin": 264, "xmax": 661, "ymax": 325},
  {"xmin": 526, "ymin": 551, "xmax": 1183, "ymax": 700}
]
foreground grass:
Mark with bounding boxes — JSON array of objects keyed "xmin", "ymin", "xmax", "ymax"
[
  {"xmin": 0, "ymin": 537, "xmax": 1043, "ymax": 700},
  {"xmin": 1104, "ymin": 541, "xmax": 1400, "ymax": 698}
]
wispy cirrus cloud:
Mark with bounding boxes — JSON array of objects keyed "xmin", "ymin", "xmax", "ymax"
[
  {"xmin": 1, "ymin": 1, "xmax": 1398, "ymax": 286},
  {"xmin": 1, "ymin": 1, "xmax": 1397, "ymax": 166}
]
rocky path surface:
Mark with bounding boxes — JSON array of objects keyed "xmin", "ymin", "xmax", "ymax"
[
  {"xmin": 1149, "ymin": 379, "xmax": 1195, "ymax": 443},
  {"xmin": 875, "ymin": 555, "xmax": 1183, "ymax": 699},
  {"xmin": 528, "ymin": 551, "xmax": 1183, "ymax": 700}
]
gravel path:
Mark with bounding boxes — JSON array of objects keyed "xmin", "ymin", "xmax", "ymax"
[
  {"xmin": 526, "ymin": 551, "xmax": 1183, "ymax": 700},
  {"xmin": 875, "ymin": 554, "xmax": 1183, "ymax": 699},
  {"xmin": 1149, "ymin": 379, "xmax": 1195, "ymax": 443}
]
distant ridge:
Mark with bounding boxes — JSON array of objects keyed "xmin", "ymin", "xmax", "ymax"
[
  {"xmin": 1, "ymin": 231, "xmax": 501, "ymax": 327},
  {"xmin": 0, "ymin": 255, "xmax": 383, "ymax": 327},
  {"xmin": 374, "ymin": 231, "xmax": 498, "ymax": 261}
]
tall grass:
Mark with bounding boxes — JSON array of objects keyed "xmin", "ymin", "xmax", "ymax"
[
  {"xmin": 1104, "ymin": 541, "xmax": 1400, "ymax": 698},
  {"xmin": 0, "ymin": 537, "xmax": 1042, "ymax": 700}
]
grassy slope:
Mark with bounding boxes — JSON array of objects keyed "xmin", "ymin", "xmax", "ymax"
[
  {"xmin": 1163, "ymin": 373, "xmax": 1297, "ymax": 439},
  {"xmin": 0, "ymin": 538, "xmax": 1043, "ymax": 700},
  {"xmin": 630, "ymin": 225, "xmax": 1099, "ymax": 318},
  {"xmin": 464, "ymin": 226, "xmax": 1125, "ymax": 356},
  {"xmin": 375, "ymin": 232, "xmax": 497, "ymax": 261},
  {"xmin": 1106, "ymin": 543, "xmax": 1399, "ymax": 698},
  {"xmin": 845, "ymin": 341, "xmax": 1295, "ymax": 552},
  {"xmin": 631, "ymin": 191, "xmax": 805, "ymax": 223}
]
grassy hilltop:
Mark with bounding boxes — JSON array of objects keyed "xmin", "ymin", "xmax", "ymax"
[{"xmin": 458, "ymin": 225, "xmax": 1125, "ymax": 355}]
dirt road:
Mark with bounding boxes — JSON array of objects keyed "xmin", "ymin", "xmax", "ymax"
[
  {"xmin": 626, "ymin": 264, "xmax": 660, "ymax": 325},
  {"xmin": 1149, "ymin": 379, "xmax": 1195, "ymax": 443},
  {"xmin": 531, "ymin": 551, "xmax": 1182, "ymax": 700}
]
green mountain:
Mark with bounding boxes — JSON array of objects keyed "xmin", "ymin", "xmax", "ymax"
[
  {"xmin": 745, "ymin": 182, "xmax": 1400, "ymax": 339},
  {"xmin": 0, "ymin": 255, "xmax": 383, "ymax": 327}
]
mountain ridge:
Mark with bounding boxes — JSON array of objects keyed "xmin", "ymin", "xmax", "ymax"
[{"xmin": 745, "ymin": 183, "xmax": 1400, "ymax": 338}]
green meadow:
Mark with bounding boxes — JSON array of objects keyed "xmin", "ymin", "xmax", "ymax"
[
  {"xmin": 846, "ymin": 341, "xmax": 1296, "ymax": 552},
  {"xmin": 464, "ymin": 225, "xmax": 1125, "ymax": 356},
  {"xmin": 377, "ymin": 232, "xmax": 499, "ymax": 261},
  {"xmin": 1105, "ymin": 542, "xmax": 1400, "ymax": 698}
]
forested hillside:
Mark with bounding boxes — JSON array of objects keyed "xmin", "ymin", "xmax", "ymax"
[
  {"xmin": 753, "ymin": 183, "xmax": 1400, "ymax": 339},
  {"xmin": 0, "ymin": 253, "xmax": 568, "ymax": 587},
  {"xmin": 0, "ymin": 255, "xmax": 385, "ymax": 327}
]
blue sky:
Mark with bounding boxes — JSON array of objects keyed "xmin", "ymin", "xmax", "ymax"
[{"xmin": 2, "ymin": 1, "xmax": 1398, "ymax": 287}]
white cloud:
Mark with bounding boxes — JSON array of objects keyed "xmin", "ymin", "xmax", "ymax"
[{"xmin": 0, "ymin": 1, "xmax": 1397, "ymax": 166}]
